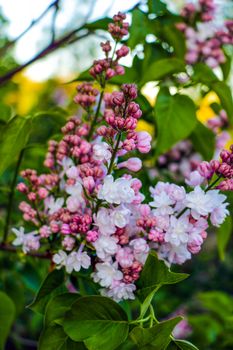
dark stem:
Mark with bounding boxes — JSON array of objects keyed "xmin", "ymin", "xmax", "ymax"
[
  {"xmin": 107, "ymin": 132, "xmax": 122, "ymax": 175},
  {"xmin": 0, "ymin": 243, "xmax": 51, "ymax": 259},
  {"xmin": 3, "ymin": 149, "xmax": 25, "ymax": 243},
  {"xmin": 0, "ymin": 30, "xmax": 91, "ymax": 86},
  {"xmin": 50, "ymin": 0, "xmax": 60, "ymax": 43},
  {"xmin": 87, "ymin": 90, "xmax": 104, "ymax": 141},
  {"xmin": 0, "ymin": 0, "xmax": 59, "ymax": 56},
  {"xmin": 205, "ymin": 175, "xmax": 222, "ymax": 192}
]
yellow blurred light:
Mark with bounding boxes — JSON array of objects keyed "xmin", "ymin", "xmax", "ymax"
[
  {"xmin": 136, "ymin": 119, "xmax": 154, "ymax": 135},
  {"xmin": 197, "ymin": 91, "xmax": 220, "ymax": 123}
]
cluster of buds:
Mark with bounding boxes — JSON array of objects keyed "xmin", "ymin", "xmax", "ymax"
[
  {"xmin": 12, "ymin": 12, "xmax": 232, "ymax": 302},
  {"xmin": 177, "ymin": 0, "xmax": 233, "ymax": 68},
  {"xmin": 73, "ymin": 83, "xmax": 99, "ymax": 111},
  {"xmin": 108, "ymin": 12, "xmax": 129, "ymax": 40},
  {"xmin": 89, "ymin": 12, "xmax": 129, "ymax": 84},
  {"xmin": 197, "ymin": 146, "xmax": 233, "ymax": 190},
  {"xmin": 181, "ymin": 0, "xmax": 215, "ymax": 22}
]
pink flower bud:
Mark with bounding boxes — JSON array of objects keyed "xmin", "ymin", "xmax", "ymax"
[
  {"xmin": 61, "ymin": 223, "xmax": 71, "ymax": 235},
  {"xmin": 115, "ymin": 65, "xmax": 125, "ymax": 75},
  {"xmin": 17, "ymin": 182, "xmax": 28, "ymax": 193},
  {"xmin": 83, "ymin": 176, "xmax": 95, "ymax": 193},
  {"xmin": 137, "ymin": 131, "xmax": 152, "ymax": 153},
  {"xmin": 86, "ymin": 230, "xmax": 99, "ymax": 242},
  {"xmin": 112, "ymin": 91, "xmax": 125, "ymax": 106},
  {"xmin": 118, "ymin": 157, "xmax": 142, "ymax": 172},
  {"xmin": 139, "ymin": 204, "xmax": 151, "ymax": 216},
  {"xmin": 50, "ymin": 221, "xmax": 60, "ymax": 233},
  {"xmin": 28, "ymin": 192, "xmax": 36, "ymax": 201},
  {"xmin": 39, "ymin": 225, "xmax": 51, "ymax": 238},
  {"xmin": 210, "ymin": 160, "xmax": 220, "ymax": 172},
  {"xmin": 106, "ymin": 68, "xmax": 115, "ymax": 79},
  {"xmin": 62, "ymin": 236, "xmax": 75, "ymax": 251},
  {"xmin": 38, "ymin": 187, "xmax": 48, "ymax": 199},
  {"xmin": 198, "ymin": 161, "xmax": 213, "ymax": 179}
]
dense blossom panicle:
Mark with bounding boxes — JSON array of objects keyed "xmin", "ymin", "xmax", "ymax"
[
  {"xmin": 12, "ymin": 11, "xmax": 232, "ymax": 302},
  {"xmin": 177, "ymin": 0, "xmax": 233, "ymax": 68}
]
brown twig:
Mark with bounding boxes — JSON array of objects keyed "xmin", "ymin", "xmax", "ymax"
[
  {"xmin": 0, "ymin": 243, "xmax": 52, "ymax": 260},
  {"xmin": 0, "ymin": 29, "xmax": 91, "ymax": 86},
  {"xmin": 0, "ymin": 0, "xmax": 60, "ymax": 56},
  {"xmin": 50, "ymin": 0, "xmax": 60, "ymax": 43}
]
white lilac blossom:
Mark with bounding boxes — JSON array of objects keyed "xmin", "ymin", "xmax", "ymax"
[
  {"xmin": 44, "ymin": 196, "xmax": 64, "ymax": 215},
  {"xmin": 65, "ymin": 251, "xmax": 91, "ymax": 273},
  {"xmin": 97, "ymin": 175, "xmax": 135, "ymax": 204},
  {"xmin": 53, "ymin": 250, "xmax": 68, "ymax": 268},
  {"xmin": 93, "ymin": 142, "xmax": 112, "ymax": 161},
  {"xmin": 12, "ymin": 227, "xmax": 40, "ymax": 253},
  {"xmin": 101, "ymin": 282, "xmax": 136, "ymax": 302},
  {"xmin": 94, "ymin": 208, "xmax": 116, "ymax": 235},
  {"xmin": 165, "ymin": 215, "xmax": 191, "ymax": 247},
  {"xmin": 92, "ymin": 262, "xmax": 123, "ymax": 287},
  {"xmin": 93, "ymin": 235, "xmax": 118, "ymax": 260}
]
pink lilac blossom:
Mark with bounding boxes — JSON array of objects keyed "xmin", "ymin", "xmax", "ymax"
[
  {"xmin": 12, "ymin": 12, "xmax": 232, "ymax": 302},
  {"xmin": 177, "ymin": 0, "xmax": 233, "ymax": 68}
]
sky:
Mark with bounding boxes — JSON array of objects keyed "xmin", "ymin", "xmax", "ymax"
[{"xmin": 0, "ymin": 0, "xmax": 139, "ymax": 81}]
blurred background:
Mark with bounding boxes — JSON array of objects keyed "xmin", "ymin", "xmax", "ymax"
[{"xmin": 0, "ymin": 0, "xmax": 233, "ymax": 349}]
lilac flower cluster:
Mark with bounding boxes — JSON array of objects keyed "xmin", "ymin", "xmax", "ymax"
[
  {"xmin": 12, "ymin": 12, "xmax": 231, "ymax": 302},
  {"xmin": 177, "ymin": 0, "xmax": 233, "ymax": 68}
]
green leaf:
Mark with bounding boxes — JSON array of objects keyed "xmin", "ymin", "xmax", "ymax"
[
  {"xmin": 189, "ymin": 121, "xmax": 215, "ymax": 160},
  {"xmin": 61, "ymin": 296, "xmax": 129, "ymax": 350},
  {"xmin": 29, "ymin": 108, "xmax": 67, "ymax": 144},
  {"xmin": 198, "ymin": 291, "xmax": 233, "ymax": 319},
  {"xmin": 142, "ymin": 58, "xmax": 185, "ymax": 84},
  {"xmin": 29, "ymin": 269, "xmax": 65, "ymax": 314},
  {"xmin": 0, "ymin": 291, "xmax": 15, "ymax": 350},
  {"xmin": 142, "ymin": 43, "xmax": 169, "ymax": 75},
  {"xmin": 217, "ymin": 215, "xmax": 232, "ymax": 261},
  {"xmin": 192, "ymin": 63, "xmax": 219, "ymax": 84},
  {"xmin": 84, "ymin": 17, "xmax": 111, "ymax": 30},
  {"xmin": 220, "ymin": 51, "xmax": 231, "ymax": 81},
  {"xmin": 39, "ymin": 325, "xmax": 87, "ymax": 350},
  {"xmin": 148, "ymin": 0, "xmax": 167, "ymax": 15},
  {"xmin": 192, "ymin": 64, "xmax": 233, "ymax": 123},
  {"xmin": 116, "ymin": 338, "xmax": 136, "ymax": 350},
  {"xmin": 173, "ymin": 339, "xmax": 199, "ymax": 350},
  {"xmin": 163, "ymin": 26, "xmax": 186, "ymax": 59},
  {"xmin": 210, "ymin": 102, "xmax": 221, "ymax": 114},
  {"xmin": 130, "ymin": 317, "xmax": 182, "ymax": 349},
  {"xmin": 0, "ymin": 115, "xmax": 32, "ymax": 176},
  {"xmin": 61, "ymin": 338, "xmax": 87, "ymax": 350},
  {"xmin": 127, "ymin": 8, "xmax": 149, "ymax": 49},
  {"xmin": 137, "ymin": 252, "xmax": 189, "ymax": 301},
  {"xmin": 38, "ymin": 325, "xmax": 68, "ymax": 350},
  {"xmin": 211, "ymin": 81, "xmax": 233, "ymax": 124},
  {"xmin": 155, "ymin": 88, "xmax": 197, "ymax": 156},
  {"xmin": 45, "ymin": 293, "xmax": 80, "ymax": 327},
  {"xmin": 0, "ymin": 102, "xmax": 13, "ymax": 124}
]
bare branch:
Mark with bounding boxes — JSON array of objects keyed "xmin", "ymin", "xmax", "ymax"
[
  {"xmin": 0, "ymin": 243, "xmax": 52, "ymax": 259},
  {"xmin": 0, "ymin": 29, "xmax": 91, "ymax": 86},
  {"xmin": 50, "ymin": 0, "xmax": 60, "ymax": 43},
  {"xmin": 0, "ymin": 0, "xmax": 60, "ymax": 56}
]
